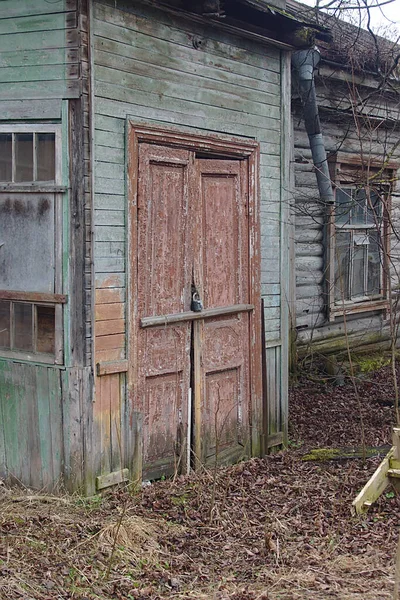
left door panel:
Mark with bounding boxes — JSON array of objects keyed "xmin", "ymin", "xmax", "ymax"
[{"xmin": 134, "ymin": 144, "xmax": 193, "ymax": 480}]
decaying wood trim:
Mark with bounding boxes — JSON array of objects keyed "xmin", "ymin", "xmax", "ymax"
[
  {"xmin": 0, "ymin": 291, "xmax": 67, "ymax": 304},
  {"xmin": 140, "ymin": 304, "xmax": 254, "ymax": 328},
  {"xmin": 96, "ymin": 359, "xmax": 128, "ymax": 376},
  {"xmin": 0, "ymin": 185, "xmax": 67, "ymax": 193},
  {"xmin": 69, "ymin": 98, "xmax": 86, "ymax": 366}
]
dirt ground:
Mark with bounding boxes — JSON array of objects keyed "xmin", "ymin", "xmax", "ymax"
[{"xmin": 1, "ymin": 366, "xmax": 400, "ymax": 600}]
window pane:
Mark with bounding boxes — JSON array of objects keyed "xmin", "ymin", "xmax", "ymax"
[
  {"xmin": 352, "ymin": 244, "xmax": 366, "ymax": 297},
  {"xmin": 37, "ymin": 133, "xmax": 55, "ymax": 181},
  {"xmin": 36, "ymin": 305, "xmax": 55, "ymax": 354},
  {"xmin": 335, "ymin": 188, "xmax": 352, "ymax": 225},
  {"xmin": 334, "ymin": 231, "xmax": 351, "ymax": 301},
  {"xmin": 0, "ymin": 134, "xmax": 12, "ymax": 181},
  {"xmin": 367, "ymin": 230, "xmax": 381, "ymax": 296},
  {"xmin": 0, "ymin": 301, "xmax": 10, "ymax": 349},
  {"xmin": 366, "ymin": 191, "xmax": 382, "ymax": 225},
  {"xmin": 0, "ymin": 194, "xmax": 55, "ymax": 293},
  {"xmin": 15, "ymin": 133, "xmax": 33, "ymax": 182},
  {"xmin": 13, "ymin": 303, "xmax": 33, "ymax": 351},
  {"xmin": 352, "ymin": 189, "xmax": 367, "ymax": 225}
]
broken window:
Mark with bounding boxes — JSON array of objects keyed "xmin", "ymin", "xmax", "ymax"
[
  {"xmin": 334, "ymin": 187, "xmax": 383, "ymax": 302},
  {"xmin": 0, "ymin": 125, "xmax": 63, "ymax": 363},
  {"xmin": 328, "ymin": 156, "xmax": 391, "ymax": 319}
]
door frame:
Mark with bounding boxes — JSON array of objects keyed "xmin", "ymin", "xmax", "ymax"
[{"xmin": 126, "ymin": 122, "xmax": 263, "ymax": 471}]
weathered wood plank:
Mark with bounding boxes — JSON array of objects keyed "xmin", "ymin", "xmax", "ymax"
[
  {"xmin": 96, "ymin": 225, "xmax": 125, "ymax": 241},
  {"xmin": 93, "ymin": 3, "xmax": 281, "ymax": 74},
  {"xmin": 0, "ymin": 80, "xmax": 81, "ymax": 101},
  {"xmin": 35, "ymin": 368, "xmax": 52, "ymax": 489},
  {"xmin": 95, "ymin": 273, "xmax": 126, "ymax": 289},
  {"xmin": 0, "ymin": 12, "xmax": 77, "ymax": 36},
  {"xmin": 96, "ymin": 467, "xmax": 129, "ymax": 490},
  {"xmin": 94, "ymin": 257, "xmax": 125, "ymax": 273},
  {"xmin": 0, "ymin": 0, "xmax": 77, "ymax": 19},
  {"xmin": 95, "ymin": 334, "xmax": 125, "ymax": 351},
  {"xmin": 94, "ymin": 34, "xmax": 280, "ymax": 95},
  {"xmin": 96, "ymin": 319, "xmax": 126, "ymax": 336},
  {"xmin": 95, "ymin": 287, "xmax": 125, "ymax": 304},
  {"xmin": 48, "ymin": 368, "xmax": 64, "ymax": 487},
  {"xmin": 0, "ymin": 29, "xmax": 79, "ymax": 53},
  {"xmin": 95, "ymin": 209, "xmax": 125, "ymax": 226},
  {"xmin": 0, "ymin": 64, "xmax": 79, "ymax": 84},
  {"xmin": 95, "ymin": 241, "xmax": 125, "ymax": 257},
  {"xmin": 62, "ymin": 368, "xmax": 86, "ymax": 492},
  {"xmin": 96, "ymin": 359, "xmax": 128, "ymax": 376},
  {"xmin": 94, "ymin": 50, "xmax": 280, "ymax": 113},
  {"xmin": 0, "ymin": 48, "xmax": 79, "ymax": 69},
  {"xmin": 95, "ymin": 347, "xmax": 126, "ymax": 362},
  {"xmin": 95, "ymin": 303, "xmax": 125, "ymax": 321},
  {"xmin": 0, "ymin": 99, "xmax": 62, "ymax": 120},
  {"xmin": 95, "ymin": 82, "xmax": 280, "ymax": 132},
  {"xmin": 95, "ymin": 97, "xmax": 280, "ymax": 144},
  {"xmin": 110, "ymin": 373, "xmax": 123, "ymax": 473},
  {"xmin": 98, "ymin": 375, "xmax": 112, "ymax": 476}
]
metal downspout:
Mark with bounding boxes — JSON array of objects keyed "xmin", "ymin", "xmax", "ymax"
[{"xmin": 292, "ymin": 48, "xmax": 334, "ymax": 317}]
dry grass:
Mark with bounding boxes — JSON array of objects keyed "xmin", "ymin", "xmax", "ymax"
[{"xmin": 1, "ymin": 369, "xmax": 400, "ymax": 599}]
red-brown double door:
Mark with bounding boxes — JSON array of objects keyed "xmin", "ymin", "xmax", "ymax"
[{"xmin": 132, "ymin": 143, "xmax": 253, "ymax": 480}]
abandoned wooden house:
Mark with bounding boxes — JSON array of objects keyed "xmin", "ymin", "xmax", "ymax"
[
  {"xmin": 289, "ymin": 0, "xmax": 400, "ymax": 365},
  {"xmin": 0, "ymin": 0, "xmax": 326, "ymax": 492}
]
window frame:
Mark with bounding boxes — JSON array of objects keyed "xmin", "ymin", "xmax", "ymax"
[
  {"xmin": 0, "ymin": 123, "xmax": 65, "ymax": 364},
  {"xmin": 327, "ymin": 154, "xmax": 393, "ymax": 321}
]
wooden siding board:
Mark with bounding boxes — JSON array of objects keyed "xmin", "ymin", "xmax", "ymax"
[
  {"xmin": 94, "ymin": 52, "xmax": 281, "ymax": 115},
  {"xmin": 0, "ymin": 12, "xmax": 77, "ymax": 36},
  {"xmin": 35, "ymin": 368, "xmax": 52, "ymax": 489},
  {"xmin": 0, "ymin": 99, "xmax": 62, "ymax": 120},
  {"xmin": 0, "ymin": 0, "xmax": 76, "ymax": 19},
  {"xmin": 0, "ymin": 81, "xmax": 81, "ymax": 101},
  {"xmin": 48, "ymin": 367, "xmax": 64, "ymax": 485},
  {"xmin": 93, "ymin": 3, "xmax": 281, "ymax": 76},
  {"xmin": 0, "ymin": 48, "xmax": 79, "ymax": 69},
  {"xmin": 94, "ymin": 35, "xmax": 280, "ymax": 96},
  {"xmin": 95, "ymin": 82, "xmax": 280, "ymax": 132}
]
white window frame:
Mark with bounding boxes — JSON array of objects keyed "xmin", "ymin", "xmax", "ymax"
[{"xmin": 0, "ymin": 123, "xmax": 65, "ymax": 364}]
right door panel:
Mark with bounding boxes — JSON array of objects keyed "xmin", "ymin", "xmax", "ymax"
[{"xmin": 194, "ymin": 159, "xmax": 250, "ymax": 465}]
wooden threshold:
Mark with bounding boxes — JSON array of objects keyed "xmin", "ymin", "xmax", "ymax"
[{"xmin": 141, "ymin": 304, "xmax": 254, "ymax": 328}]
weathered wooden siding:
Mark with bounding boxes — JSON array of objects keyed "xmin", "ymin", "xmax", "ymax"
[
  {"xmin": 92, "ymin": 0, "xmax": 286, "ymax": 475},
  {"xmin": 0, "ymin": 361, "xmax": 62, "ymax": 488},
  {"xmin": 292, "ymin": 71, "xmax": 400, "ymax": 357},
  {"xmin": 0, "ymin": 0, "xmax": 82, "ymax": 117},
  {"xmin": 0, "ymin": 1, "xmax": 93, "ymax": 490}
]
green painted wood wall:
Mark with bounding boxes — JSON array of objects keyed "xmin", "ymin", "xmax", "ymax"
[
  {"xmin": 92, "ymin": 0, "xmax": 289, "ymax": 473},
  {"xmin": 0, "ymin": 0, "xmax": 92, "ymax": 491}
]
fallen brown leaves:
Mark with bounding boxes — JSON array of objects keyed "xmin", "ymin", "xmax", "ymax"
[{"xmin": 1, "ymin": 365, "xmax": 400, "ymax": 599}]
